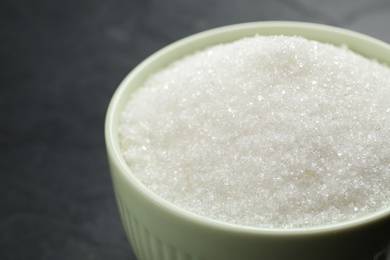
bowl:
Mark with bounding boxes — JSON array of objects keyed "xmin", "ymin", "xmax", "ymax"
[{"xmin": 105, "ymin": 21, "xmax": 390, "ymax": 260}]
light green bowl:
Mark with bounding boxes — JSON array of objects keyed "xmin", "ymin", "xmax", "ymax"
[{"xmin": 105, "ymin": 21, "xmax": 390, "ymax": 260}]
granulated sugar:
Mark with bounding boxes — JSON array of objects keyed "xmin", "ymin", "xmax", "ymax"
[{"xmin": 119, "ymin": 35, "xmax": 390, "ymax": 228}]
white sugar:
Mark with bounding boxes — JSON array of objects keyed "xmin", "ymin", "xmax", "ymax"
[{"xmin": 119, "ymin": 35, "xmax": 390, "ymax": 228}]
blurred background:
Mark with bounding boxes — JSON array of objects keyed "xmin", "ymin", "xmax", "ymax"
[{"xmin": 1, "ymin": 0, "xmax": 390, "ymax": 259}]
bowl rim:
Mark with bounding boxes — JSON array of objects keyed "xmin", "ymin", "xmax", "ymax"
[{"xmin": 105, "ymin": 21, "xmax": 390, "ymax": 235}]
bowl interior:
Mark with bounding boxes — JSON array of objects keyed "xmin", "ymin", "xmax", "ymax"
[{"xmin": 105, "ymin": 21, "xmax": 390, "ymax": 234}]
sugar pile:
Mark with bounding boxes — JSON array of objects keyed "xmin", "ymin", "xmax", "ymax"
[{"xmin": 119, "ymin": 35, "xmax": 390, "ymax": 228}]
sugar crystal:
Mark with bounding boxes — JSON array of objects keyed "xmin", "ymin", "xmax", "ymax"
[{"xmin": 119, "ymin": 35, "xmax": 390, "ymax": 228}]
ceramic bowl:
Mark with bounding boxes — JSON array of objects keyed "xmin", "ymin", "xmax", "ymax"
[{"xmin": 105, "ymin": 21, "xmax": 390, "ymax": 260}]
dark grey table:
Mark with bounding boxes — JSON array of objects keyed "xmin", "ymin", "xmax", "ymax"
[{"xmin": 2, "ymin": 0, "xmax": 390, "ymax": 259}]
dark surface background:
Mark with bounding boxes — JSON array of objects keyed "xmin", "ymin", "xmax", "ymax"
[{"xmin": 1, "ymin": 0, "xmax": 390, "ymax": 259}]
